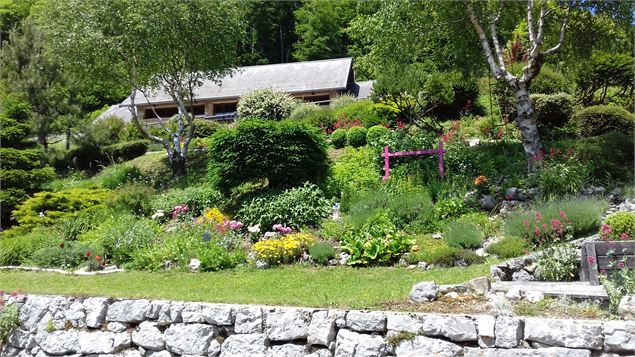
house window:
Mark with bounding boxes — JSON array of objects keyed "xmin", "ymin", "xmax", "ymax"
[
  {"xmin": 144, "ymin": 105, "xmax": 204, "ymax": 119},
  {"xmin": 302, "ymin": 94, "xmax": 331, "ymax": 106},
  {"xmin": 213, "ymin": 102, "xmax": 237, "ymax": 115}
]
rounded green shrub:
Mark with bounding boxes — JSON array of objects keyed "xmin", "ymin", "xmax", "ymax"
[
  {"xmin": 531, "ymin": 65, "xmax": 572, "ymax": 94},
  {"xmin": 331, "ymin": 128, "xmax": 347, "ymax": 149},
  {"xmin": 309, "ymin": 241, "xmax": 336, "ymax": 265},
  {"xmin": 444, "ymin": 220, "xmax": 484, "ymax": 249},
  {"xmin": 290, "ymin": 102, "xmax": 322, "ymax": 120},
  {"xmin": 333, "ymin": 100, "xmax": 385, "ymax": 127},
  {"xmin": 602, "ymin": 212, "xmax": 635, "ymax": 241},
  {"xmin": 208, "ymin": 120, "xmax": 328, "ymax": 194},
  {"xmin": 346, "ymin": 126, "xmax": 367, "ymax": 148},
  {"xmin": 486, "ymin": 236, "xmax": 526, "ymax": 259},
  {"xmin": 192, "ymin": 119, "xmax": 220, "ymax": 138},
  {"xmin": 150, "ymin": 184, "xmax": 223, "ymax": 216},
  {"xmin": 531, "ymin": 93, "xmax": 574, "ymax": 129},
  {"xmin": 366, "ymin": 125, "xmax": 389, "ymax": 146},
  {"xmin": 330, "ymin": 94, "xmax": 357, "ymax": 109},
  {"xmin": 573, "ymin": 105, "xmax": 635, "ymax": 137},
  {"xmin": 323, "ymin": 147, "xmax": 380, "ymax": 199},
  {"xmin": 237, "ymin": 88, "xmax": 297, "ymax": 120}
]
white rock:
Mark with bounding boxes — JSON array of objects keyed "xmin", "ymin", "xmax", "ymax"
[
  {"xmin": 203, "ymin": 304, "xmax": 234, "ymax": 325},
  {"xmin": 618, "ymin": 295, "xmax": 635, "ymax": 320},
  {"xmin": 234, "ymin": 306, "xmax": 263, "ymax": 333},
  {"xmin": 441, "ymin": 292, "xmax": 460, "ymax": 300},
  {"xmin": 157, "ymin": 302, "xmax": 184, "ymax": 325},
  {"xmin": 307, "ymin": 310, "xmax": 337, "ymax": 346},
  {"xmin": 410, "ymin": 282, "xmax": 438, "ymax": 303},
  {"xmin": 132, "ymin": 321, "xmax": 164, "ymax": 350},
  {"xmin": 394, "ymin": 335, "xmax": 462, "ymax": 357},
  {"xmin": 476, "ymin": 315, "xmax": 496, "ymax": 348},
  {"xmin": 146, "ymin": 351, "xmax": 173, "ymax": 357},
  {"xmin": 524, "ymin": 317, "xmax": 603, "ymax": 349},
  {"xmin": 334, "ymin": 329, "xmax": 386, "ymax": 357},
  {"xmin": 164, "ymin": 323, "xmax": 215, "ymax": 355},
  {"xmin": 189, "ymin": 258, "xmax": 201, "ymax": 272},
  {"xmin": 307, "ymin": 349, "xmax": 332, "ymax": 357},
  {"xmin": 603, "ymin": 321, "xmax": 635, "ymax": 352},
  {"xmin": 495, "ymin": 316, "xmax": 523, "ymax": 348},
  {"xmin": 181, "ymin": 303, "xmax": 206, "ymax": 323},
  {"xmin": 345, "ymin": 311, "xmax": 386, "ymax": 332},
  {"xmin": 265, "ymin": 309, "xmax": 310, "ymax": 341},
  {"xmin": 208, "ymin": 339, "xmax": 221, "ymax": 357},
  {"xmin": 524, "ymin": 291, "xmax": 545, "ymax": 303},
  {"xmin": 78, "ymin": 331, "xmax": 130, "ymax": 354},
  {"xmin": 107, "ymin": 300, "xmax": 150, "ymax": 323},
  {"xmin": 220, "ymin": 333, "xmax": 268, "ymax": 357},
  {"xmin": 463, "ymin": 347, "xmax": 591, "ymax": 356},
  {"xmin": 386, "ymin": 313, "xmax": 423, "ymax": 334},
  {"xmin": 84, "ymin": 297, "xmax": 109, "ymax": 328},
  {"xmin": 475, "ymin": 248, "xmax": 487, "ymax": 257},
  {"xmin": 19, "ymin": 296, "xmax": 52, "ymax": 332},
  {"xmin": 266, "ymin": 344, "xmax": 308, "ymax": 357},
  {"xmin": 466, "ymin": 277, "xmax": 491, "ymax": 295},
  {"xmin": 7, "ymin": 329, "xmax": 36, "ymax": 349},
  {"xmin": 505, "ymin": 287, "xmax": 523, "ymax": 301},
  {"xmin": 421, "ymin": 314, "xmax": 478, "ymax": 342},
  {"xmin": 65, "ymin": 300, "xmax": 86, "ymax": 328},
  {"xmin": 107, "ymin": 322, "xmax": 128, "ymax": 332},
  {"xmin": 432, "ymin": 232, "xmax": 443, "ymax": 239},
  {"xmin": 39, "ymin": 330, "xmax": 79, "ymax": 355},
  {"xmin": 146, "ymin": 300, "xmax": 169, "ymax": 320}
]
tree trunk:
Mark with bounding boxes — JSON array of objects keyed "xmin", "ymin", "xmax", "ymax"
[
  {"xmin": 37, "ymin": 129, "xmax": 48, "ymax": 151},
  {"xmin": 65, "ymin": 128, "xmax": 71, "ymax": 150},
  {"xmin": 514, "ymin": 85, "xmax": 540, "ymax": 172},
  {"xmin": 170, "ymin": 153, "xmax": 187, "ymax": 178}
]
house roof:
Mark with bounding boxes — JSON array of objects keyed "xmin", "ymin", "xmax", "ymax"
[
  {"xmin": 121, "ymin": 57, "xmax": 354, "ymax": 107},
  {"xmin": 352, "ymin": 80, "xmax": 374, "ymax": 99}
]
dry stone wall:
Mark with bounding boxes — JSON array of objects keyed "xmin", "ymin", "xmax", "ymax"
[{"xmin": 3, "ymin": 294, "xmax": 635, "ymax": 357}]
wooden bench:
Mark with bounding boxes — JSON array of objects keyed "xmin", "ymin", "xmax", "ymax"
[{"xmin": 580, "ymin": 241, "xmax": 635, "ymax": 285}]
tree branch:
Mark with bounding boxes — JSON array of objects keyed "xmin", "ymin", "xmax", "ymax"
[
  {"xmin": 542, "ymin": 6, "xmax": 570, "ymax": 55},
  {"xmin": 490, "ymin": 1, "xmax": 506, "ymax": 69},
  {"xmin": 527, "ymin": 0, "xmax": 536, "ymax": 44},
  {"xmin": 467, "ymin": 1, "xmax": 506, "ymax": 79}
]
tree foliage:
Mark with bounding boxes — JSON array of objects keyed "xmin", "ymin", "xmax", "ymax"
[
  {"xmin": 37, "ymin": 0, "xmax": 246, "ymax": 177},
  {"xmin": 575, "ymin": 51, "xmax": 634, "ymax": 106}
]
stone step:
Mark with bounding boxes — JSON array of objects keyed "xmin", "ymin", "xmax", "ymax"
[{"xmin": 491, "ymin": 281, "xmax": 608, "ymax": 300}]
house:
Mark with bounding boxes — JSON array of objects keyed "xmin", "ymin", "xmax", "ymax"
[{"xmin": 112, "ymin": 57, "xmax": 373, "ymax": 125}]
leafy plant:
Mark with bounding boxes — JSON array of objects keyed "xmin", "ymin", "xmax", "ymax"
[
  {"xmin": 341, "ymin": 211, "xmax": 414, "ymax": 266},
  {"xmin": 238, "ymin": 183, "xmax": 332, "ymax": 230},
  {"xmin": 536, "ymin": 243, "xmax": 579, "ymax": 282},
  {"xmin": 208, "ymin": 120, "xmax": 328, "ymax": 194},
  {"xmin": 324, "ymin": 146, "xmax": 380, "ymax": 199},
  {"xmin": 331, "ymin": 128, "xmax": 347, "ymax": 148},
  {"xmin": 150, "ymin": 184, "xmax": 223, "ymax": 217},
  {"xmin": 435, "ymin": 197, "xmax": 468, "ymax": 220},
  {"xmin": 108, "ymin": 183, "xmax": 156, "ymax": 216},
  {"xmin": 600, "ymin": 266, "xmax": 635, "ymax": 315},
  {"xmin": 237, "ymin": 87, "xmax": 298, "ymax": 120},
  {"xmin": 12, "ymin": 188, "xmax": 111, "ymax": 229},
  {"xmin": 531, "ymin": 92, "xmax": 574, "ymax": 130},
  {"xmin": 29, "ymin": 240, "xmax": 101, "ymax": 269},
  {"xmin": 0, "ymin": 294, "xmax": 19, "ymax": 345},
  {"xmin": 366, "ymin": 125, "xmax": 389, "ymax": 146},
  {"xmin": 346, "ymin": 126, "xmax": 367, "ymax": 148},
  {"xmin": 601, "ymin": 212, "xmax": 635, "ymax": 241},
  {"xmin": 252, "ymin": 232, "xmax": 315, "ymax": 265},
  {"xmin": 573, "ymin": 105, "xmax": 635, "ymax": 137},
  {"xmin": 486, "ymin": 236, "xmax": 526, "ymax": 259},
  {"xmin": 96, "ymin": 164, "xmax": 143, "ymax": 189},
  {"xmin": 443, "ymin": 220, "xmax": 483, "ymax": 249},
  {"xmin": 0, "ymin": 227, "xmax": 63, "ymax": 265},
  {"xmin": 504, "ymin": 198, "xmax": 606, "ymax": 241},
  {"xmin": 309, "ymin": 241, "xmax": 336, "ymax": 265},
  {"xmin": 533, "ymin": 159, "xmax": 589, "ymax": 199}
]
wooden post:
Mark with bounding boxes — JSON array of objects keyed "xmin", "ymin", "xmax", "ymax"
[
  {"xmin": 383, "ymin": 146, "xmax": 390, "ymax": 181},
  {"xmin": 438, "ymin": 140, "xmax": 445, "ymax": 178},
  {"xmin": 586, "ymin": 242, "xmax": 599, "ymax": 285}
]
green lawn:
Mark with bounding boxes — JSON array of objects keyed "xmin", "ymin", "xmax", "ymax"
[{"xmin": 0, "ymin": 263, "xmax": 492, "ymax": 310}]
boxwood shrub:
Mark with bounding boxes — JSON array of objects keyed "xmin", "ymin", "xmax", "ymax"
[
  {"xmin": 573, "ymin": 105, "xmax": 635, "ymax": 137},
  {"xmin": 347, "ymin": 126, "xmax": 367, "ymax": 148},
  {"xmin": 208, "ymin": 120, "xmax": 328, "ymax": 194},
  {"xmin": 331, "ymin": 128, "xmax": 347, "ymax": 148}
]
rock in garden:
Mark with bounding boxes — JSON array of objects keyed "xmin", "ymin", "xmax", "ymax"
[
  {"xmin": 421, "ymin": 315, "xmax": 478, "ymax": 342},
  {"xmin": 77, "ymin": 331, "xmax": 131, "ymax": 354},
  {"xmin": 512, "ymin": 269, "xmax": 534, "ymax": 281},
  {"xmin": 39, "ymin": 330, "xmax": 80, "ymax": 355},
  {"xmin": 439, "ymin": 284, "xmax": 468, "ymax": 295},
  {"xmin": 221, "ymin": 333, "xmax": 268, "ymax": 357},
  {"xmin": 525, "ymin": 291, "xmax": 545, "ymax": 303},
  {"xmin": 394, "ymin": 335, "xmax": 462, "ymax": 356},
  {"xmin": 524, "ymin": 318, "xmax": 603, "ymax": 349},
  {"xmin": 308, "ymin": 310, "xmax": 337, "ymax": 346},
  {"xmin": 7, "ymin": 329, "xmax": 36, "ymax": 350},
  {"xmin": 466, "ymin": 277, "xmax": 490, "ymax": 295},
  {"xmin": 265, "ymin": 308, "xmax": 311, "ymax": 341},
  {"xmin": 339, "ymin": 252, "xmax": 350, "ymax": 265},
  {"xmin": 107, "ymin": 299, "xmax": 151, "ymax": 323},
  {"xmin": 463, "ymin": 347, "xmax": 591, "ymax": 356},
  {"xmin": 345, "ymin": 310, "xmax": 386, "ymax": 332},
  {"xmin": 410, "ymin": 281, "xmax": 438, "ymax": 303},
  {"xmin": 19, "ymin": 296, "xmax": 51, "ymax": 331},
  {"xmin": 480, "ymin": 195, "xmax": 497, "ymax": 210},
  {"xmin": 476, "ymin": 315, "xmax": 496, "ymax": 348},
  {"xmin": 618, "ymin": 295, "xmax": 635, "ymax": 320},
  {"xmin": 84, "ymin": 297, "xmax": 109, "ymax": 328},
  {"xmin": 386, "ymin": 313, "xmax": 424, "ymax": 334},
  {"xmin": 234, "ymin": 306, "xmax": 263, "ymax": 334},
  {"xmin": 440, "ymin": 292, "xmax": 460, "ymax": 301},
  {"xmin": 335, "ymin": 329, "xmax": 387, "ymax": 357},
  {"xmin": 267, "ymin": 344, "xmax": 308, "ymax": 356},
  {"xmin": 495, "ymin": 316, "xmax": 523, "ymax": 348},
  {"xmin": 603, "ymin": 321, "xmax": 635, "ymax": 352},
  {"xmin": 132, "ymin": 321, "xmax": 165, "ymax": 350},
  {"xmin": 164, "ymin": 323, "xmax": 216, "ymax": 355},
  {"xmin": 505, "ymin": 287, "xmax": 523, "ymax": 301},
  {"xmin": 188, "ymin": 258, "xmax": 201, "ymax": 272}
]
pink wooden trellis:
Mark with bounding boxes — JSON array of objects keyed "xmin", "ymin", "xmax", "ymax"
[{"xmin": 382, "ymin": 141, "xmax": 445, "ymax": 180}]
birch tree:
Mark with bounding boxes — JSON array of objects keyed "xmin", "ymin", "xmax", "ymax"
[
  {"xmin": 37, "ymin": 0, "xmax": 245, "ymax": 177},
  {"xmin": 467, "ymin": 0, "xmax": 570, "ymax": 171}
]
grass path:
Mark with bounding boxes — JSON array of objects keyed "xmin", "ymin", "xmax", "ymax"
[{"xmin": 0, "ymin": 263, "xmax": 492, "ymax": 310}]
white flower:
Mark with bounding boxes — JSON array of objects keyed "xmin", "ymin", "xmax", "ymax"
[
  {"xmin": 248, "ymin": 224, "xmax": 260, "ymax": 233},
  {"xmin": 151, "ymin": 210, "xmax": 165, "ymax": 220}
]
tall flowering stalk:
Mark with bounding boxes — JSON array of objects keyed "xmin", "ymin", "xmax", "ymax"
[{"xmin": 522, "ymin": 210, "xmax": 573, "ymax": 249}]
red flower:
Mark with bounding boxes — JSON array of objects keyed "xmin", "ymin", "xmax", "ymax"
[
  {"xmin": 86, "ymin": 251, "xmax": 92, "ymax": 258},
  {"xmin": 534, "ymin": 227, "xmax": 541, "ymax": 236},
  {"xmin": 95, "ymin": 255, "xmax": 102, "ymax": 263},
  {"xmin": 10, "ymin": 291, "xmax": 17, "ymax": 297},
  {"xmin": 620, "ymin": 233, "xmax": 630, "ymax": 241},
  {"xmin": 535, "ymin": 212, "xmax": 542, "ymax": 221},
  {"xmin": 587, "ymin": 256, "xmax": 595, "ymax": 264},
  {"xmin": 618, "ymin": 261, "xmax": 625, "ymax": 269},
  {"xmin": 497, "ymin": 128, "xmax": 504, "ymax": 139}
]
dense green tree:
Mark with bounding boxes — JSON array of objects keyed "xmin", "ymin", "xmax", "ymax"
[
  {"xmin": 38, "ymin": 0, "xmax": 246, "ymax": 177},
  {"xmin": 293, "ymin": 0, "xmax": 357, "ymax": 61},
  {"xmin": 575, "ymin": 52, "xmax": 634, "ymax": 106},
  {"xmin": 239, "ymin": 1, "xmax": 300, "ymax": 65},
  {"xmin": 0, "ymin": 18, "xmax": 78, "ymax": 150},
  {"xmin": 0, "ymin": 94, "xmax": 55, "ymax": 228},
  {"xmin": 0, "ymin": 0, "xmax": 35, "ymax": 43}
]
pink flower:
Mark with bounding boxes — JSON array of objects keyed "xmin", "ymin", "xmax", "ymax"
[
  {"xmin": 522, "ymin": 219, "xmax": 529, "ymax": 227},
  {"xmin": 535, "ymin": 212, "xmax": 542, "ymax": 221},
  {"xmin": 620, "ymin": 233, "xmax": 630, "ymax": 241},
  {"xmin": 600, "ymin": 269, "xmax": 607, "ymax": 275},
  {"xmin": 618, "ymin": 261, "xmax": 625, "ymax": 269},
  {"xmin": 587, "ymin": 256, "xmax": 595, "ymax": 264},
  {"xmin": 559, "ymin": 211, "xmax": 568, "ymax": 220},
  {"xmin": 534, "ymin": 227, "xmax": 541, "ymax": 236}
]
